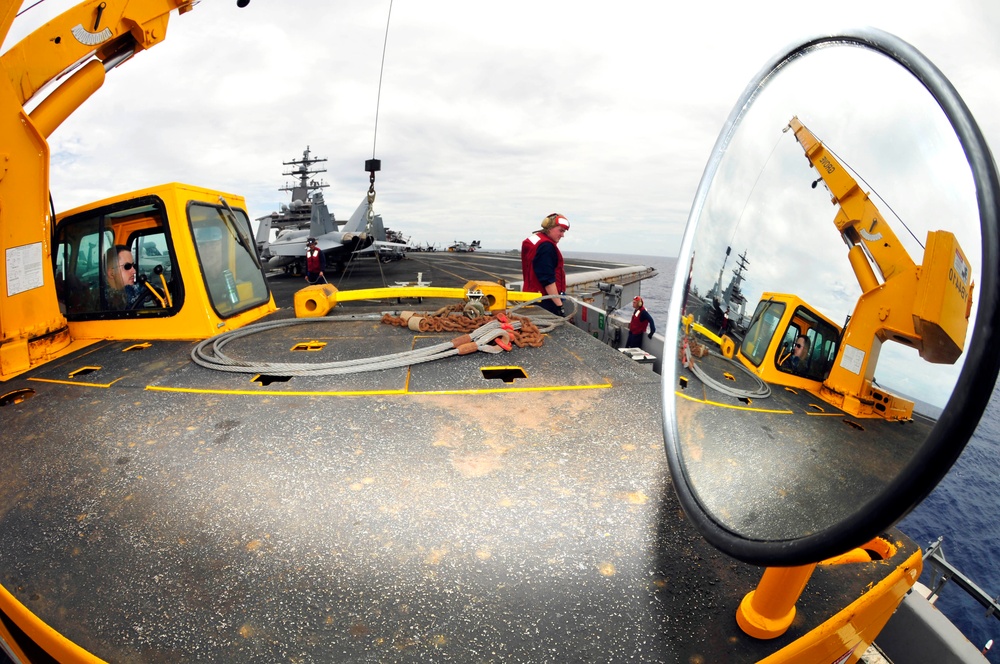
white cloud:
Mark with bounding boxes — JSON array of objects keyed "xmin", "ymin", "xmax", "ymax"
[{"xmin": 4, "ymin": 0, "xmax": 997, "ymax": 260}]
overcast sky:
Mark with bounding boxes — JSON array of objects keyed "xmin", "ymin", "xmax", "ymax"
[
  {"xmin": 6, "ymin": 0, "xmax": 999, "ymax": 258},
  {"xmin": 4, "ymin": 1, "xmax": 997, "ymax": 407}
]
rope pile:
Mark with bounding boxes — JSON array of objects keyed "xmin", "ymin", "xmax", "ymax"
[{"xmin": 381, "ymin": 307, "xmax": 545, "ymax": 348}]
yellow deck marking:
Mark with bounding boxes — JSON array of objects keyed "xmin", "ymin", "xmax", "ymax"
[
  {"xmin": 28, "ymin": 376, "xmax": 124, "ymax": 388},
  {"xmin": 407, "ymin": 382, "xmax": 611, "ymax": 396},
  {"xmin": 675, "ymin": 390, "xmax": 793, "ymax": 414},
  {"xmin": 146, "ymin": 385, "xmax": 409, "ymax": 397},
  {"xmin": 146, "ymin": 381, "xmax": 611, "ymax": 397}
]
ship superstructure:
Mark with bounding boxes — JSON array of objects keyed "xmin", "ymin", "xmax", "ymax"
[{"xmin": 258, "ymin": 147, "xmax": 337, "ymax": 234}]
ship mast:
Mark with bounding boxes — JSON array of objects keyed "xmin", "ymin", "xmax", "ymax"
[{"xmin": 281, "ymin": 146, "xmax": 329, "ymax": 206}]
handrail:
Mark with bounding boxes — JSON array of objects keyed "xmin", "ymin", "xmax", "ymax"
[{"xmin": 923, "ymin": 537, "xmax": 1000, "ymax": 621}]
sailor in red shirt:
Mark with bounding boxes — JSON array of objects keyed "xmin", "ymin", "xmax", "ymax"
[
  {"xmin": 521, "ymin": 213, "xmax": 570, "ymax": 315},
  {"xmin": 305, "ymin": 237, "xmax": 327, "ymax": 284},
  {"xmin": 626, "ymin": 296, "xmax": 656, "ymax": 347}
]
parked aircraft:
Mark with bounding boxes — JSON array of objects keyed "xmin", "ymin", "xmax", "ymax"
[
  {"xmin": 447, "ymin": 240, "xmax": 481, "ymax": 252},
  {"xmin": 258, "ymin": 194, "xmax": 407, "ymax": 274}
]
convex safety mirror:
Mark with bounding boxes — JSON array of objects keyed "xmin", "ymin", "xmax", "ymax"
[{"xmin": 663, "ymin": 28, "xmax": 1000, "ymax": 566}]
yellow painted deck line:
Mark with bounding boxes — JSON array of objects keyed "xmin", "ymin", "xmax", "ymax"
[
  {"xmin": 408, "ymin": 382, "xmax": 612, "ymax": 396},
  {"xmin": 28, "ymin": 376, "xmax": 123, "ymax": 388},
  {"xmin": 146, "ymin": 385, "xmax": 409, "ymax": 397},
  {"xmin": 675, "ymin": 390, "xmax": 794, "ymax": 414},
  {"xmin": 146, "ymin": 381, "xmax": 612, "ymax": 397}
]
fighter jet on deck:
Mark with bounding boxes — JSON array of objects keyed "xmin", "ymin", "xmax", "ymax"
[{"xmin": 258, "ymin": 193, "xmax": 408, "ymax": 275}]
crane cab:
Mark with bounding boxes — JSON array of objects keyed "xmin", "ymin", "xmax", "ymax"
[
  {"xmin": 737, "ymin": 293, "xmax": 842, "ymax": 391},
  {"xmin": 54, "ymin": 183, "xmax": 276, "ymax": 342},
  {"xmin": 737, "ymin": 293, "xmax": 917, "ymax": 420}
]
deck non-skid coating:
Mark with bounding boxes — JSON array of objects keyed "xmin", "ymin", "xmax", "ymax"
[
  {"xmin": 675, "ymin": 350, "xmax": 933, "ymax": 540},
  {"xmin": 147, "ymin": 319, "xmax": 612, "ymax": 396},
  {"xmin": 1, "ymin": 254, "xmax": 918, "ymax": 663}
]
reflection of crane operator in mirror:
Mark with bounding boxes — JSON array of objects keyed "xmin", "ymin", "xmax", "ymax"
[
  {"xmin": 733, "ymin": 117, "xmax": 974, "ymax": 421},
  {"xmin": 779, "ymin": 334, "xmax": 810, "ymax": 374}
]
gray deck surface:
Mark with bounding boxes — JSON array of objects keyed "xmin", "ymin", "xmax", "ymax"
[
  {"xmin": 677, "ymin": 349, "xmax": 933, "ymax": 541},
  {"xmin": 0, "ymin": 252, "xmax": 917, "ymax": 663}
]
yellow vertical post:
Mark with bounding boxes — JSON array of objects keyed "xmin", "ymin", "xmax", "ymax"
[{"xmin": 736, "ymin": 563, "xmax": 817, "ymax": 639}]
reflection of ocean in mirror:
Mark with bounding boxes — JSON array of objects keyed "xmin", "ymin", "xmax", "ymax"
[{"xmin": 570, "ymin": 250, "xmax": 999, "ymax": 661}]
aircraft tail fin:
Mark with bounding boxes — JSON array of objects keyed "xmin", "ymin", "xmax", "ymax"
[
  {"xmin": 369, "ymin": 212, "xmax": 386, "ymax": 242},
  {"xmin": 255, "ymin": 216, "xmax": 272, "ymax": 245},
  {"xmin": 309, "ymin": 192, "xmax": 338, "ymax": 237},
  {"xmin": 342, "ymin": 196, "xmax": 374, "ymax": 234}
]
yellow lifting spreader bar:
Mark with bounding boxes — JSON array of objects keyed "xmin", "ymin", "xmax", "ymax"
[
  {"xmin": 681, "ymin": 313, "xmax": 722, "ymax": 346},
  {"xmin": 334, "ymin": 286, "xmax": 536, "ymax": 303},
  {"xmin": 294, "ymin": 281, "xmax": 540, "ymax": 318}
]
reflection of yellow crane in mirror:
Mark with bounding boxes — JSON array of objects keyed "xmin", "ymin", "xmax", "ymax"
[{"xmin": 690, "ymin": 117, "xmax": 974, "ymax": 420}]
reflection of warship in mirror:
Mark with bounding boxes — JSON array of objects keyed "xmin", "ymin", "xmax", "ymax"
[{"xmin": 701, "ymin": 246, "xmax": 750, "ymax": 340}]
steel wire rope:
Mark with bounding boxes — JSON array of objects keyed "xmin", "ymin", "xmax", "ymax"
[
  {"xmin": 508, "ymin": 294, "xmax": 579, "ymax": 333},
  {"xmin": 16, "ymin": 0, "xmax": 45, "ymax": 17},
  {"xmin": 371, "ymin": 0, "xmax": 393, "ymax": 163},
  {"xmin": 730, "ymin": 130, "xmax": 787, "ymax": 249},
  {"xmin": 368, "ymin": 0, "xmax": 394, "ymax": 289},
  {"xmin": 329, "ymin": 0, "xmax": 394, "ymax": 292},
  {"xmin": 192, "ymin": 290, "xmax": 586, "ymax": 376},
  {"xmin": 816, "ymin": 137, "xmax": 924, "ymax": 251},
  {"xmin": 683, "ymin": 340, "xmax": 771, "ymax": 399},
  {"xmin": 191, "ymin": 315, "xmax": 521, "ymax": 376}
]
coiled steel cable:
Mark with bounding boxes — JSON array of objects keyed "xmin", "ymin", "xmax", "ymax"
[
  {"xmin": 191, "ymin": 315, "xmax": 521, "ymax": 376},
  {"xmin": 508, "ymin": 294, "xmax": 578, "ymax": 333},
  {"xmin": 683, "ymin": 339, "xmax": 771, "ymax": 399}
]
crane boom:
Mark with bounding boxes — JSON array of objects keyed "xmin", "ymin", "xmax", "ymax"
[
  {"xmin": 787, "ymin": 116, "xmax": 917, "ymax": 286},
  {"xmin": 0, "ymin": 0, "xmax": 195, "ymax": 377},
  {"xmin": 783, "ymin": 116, "xmax": 973, "ymax": 418}
]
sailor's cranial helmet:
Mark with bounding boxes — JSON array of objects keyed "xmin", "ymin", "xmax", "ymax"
[{"xmin": 541, "ymin": 213, "xmax": 570, "ymax": 231}]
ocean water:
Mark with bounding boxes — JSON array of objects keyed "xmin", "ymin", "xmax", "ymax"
[{"xmin": 569, "ymin": 251, "xmax": 1000, "ymax": 659}]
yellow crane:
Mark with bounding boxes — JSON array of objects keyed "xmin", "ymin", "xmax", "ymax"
[{"xmin": 730, "ymin": 117, "xmax": 974, "ymax": 420}]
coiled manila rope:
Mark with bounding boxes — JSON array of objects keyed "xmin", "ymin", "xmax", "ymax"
[{"xmin": 382, "ymin": 309, "xmax": 544, "ymax": 348}]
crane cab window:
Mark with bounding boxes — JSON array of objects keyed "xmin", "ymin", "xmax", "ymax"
[
  {"xmin": 189, "ymin": 202, "xmax": 269, "ymax": 316},
  {"xmin": 740, "ymin": 300, "xmax": 786, "ymax": 367},
  {"xmin": 55, "ymin": 197, "xmax": 181, "ymax": 319},
  {"xmin": 775, "ymin": 307, "xmax": 839, "ymax": 381}
]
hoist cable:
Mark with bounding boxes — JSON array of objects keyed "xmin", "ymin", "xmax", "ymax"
[
  {"xmin": 372, "ymin": 0, "xmax": 393, "ymax": 160},
  {"xmin": 817, "ymin": 137, "xmax": 924, "ymax": 251}
]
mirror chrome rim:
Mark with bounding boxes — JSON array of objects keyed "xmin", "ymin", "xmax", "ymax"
[{"xmin": 662, "ymin": 27, "xmax": 1000, "ymax": 566}]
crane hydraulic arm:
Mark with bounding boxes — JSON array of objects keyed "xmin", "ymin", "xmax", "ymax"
[
  {"xmin": 0, "ymin": 0, "xmax": 194, "ymax": 378},
  {"xmin": 786, "ymin": 116, "xmax": 973, "ymax": 417},
  {"xmin": 2, "ymin": 0, "xmax": 195, "ymax": 112},
  {"xmin": 788, "ymin": 117, "xmax": 919, "ymax": 286}
]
